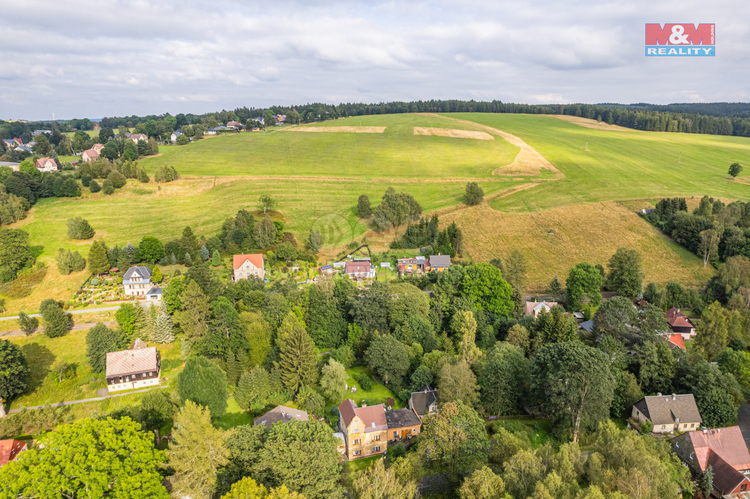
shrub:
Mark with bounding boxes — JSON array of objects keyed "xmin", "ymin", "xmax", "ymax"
[
  {"xmin": 102, "ymin": 179, "xmax": 114, "ymax": 195},
  {"xmin": 465, "ymin": 182, "xmax": 484, "ymax": 205},
  {"xmin": 107, "ymin": 170, "xmax": 127, "ymax": 188},
  {"xmin": 66, "ymin": 217, "xmax": 95, "ymax": 240},
  {"xmin": 355, "ymin": 372, "xmax": 372, "ymax": 391},
  {"xmin": 89, "ymin": 180, "xmax": 101, "ymax": 193}
]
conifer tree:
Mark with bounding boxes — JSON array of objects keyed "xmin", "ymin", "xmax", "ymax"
[
  {"xmin": 132, "ymin": 303, "xmax": 148, "ymax": 338},
  {"xmin": 235, "ymin": 366, "xmax": 271, "ymax": 411},
  {"xmin": 123, "ymin": 242, "xmax": 136, "ymax": 263},
  {"xmin": 88, "ymin": 240, "xmax": 110, "ymax": 275},
  {"xmin": 236, "ymin": 349, "xmax": 251, "ymax": 375},
  {"xmin": 200, "ymin": 245, "xmax": 210, "ymax": 261},
  {"xmin": 154, "ymin": 308, "xmax": 175, "ymax": 343},
  {"xmin": 145, "ymin": 304, "xmax": 158, "ymax": 342},
  {"xmin": 184, "ymin": 252, "xmax": 192, "ymax": 266},
  {"xmin": 212, "ymin": 249, "xmax": 221, "ymax": 266},
  {"xmin": 226, "ymin": 350, "xmax": 240, "ymax": 386},
  {"xmin": 171, "ymin": 253, "xmax": 177, "ymax": 265},
  {"xmin": 277, "ymin": 319, "xmax": 318, "ymax": 394}
]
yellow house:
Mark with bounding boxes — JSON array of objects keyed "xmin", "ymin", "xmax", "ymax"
[{"xmin": 338, "ymin": 399, "xmax": 387, "ymax": 460}]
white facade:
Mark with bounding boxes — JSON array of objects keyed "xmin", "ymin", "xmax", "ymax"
[
  {"xmin": 123, "ymin": 267, "xmax": 152, "ymax": 296},
  {"xmin": 108, "ymin": 373, "xmax": 161, "ymax": 392}
]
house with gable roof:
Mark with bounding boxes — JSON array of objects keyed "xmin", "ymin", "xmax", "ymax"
[
  {"xmin": 345, "ymin": 260, "xmax": 375, "ymax": 281},
  {"xmin": 233, "ymin": 254, "xmax": 265, "ymax": 281},
  {"xmin": 106, "ymin": 345, "xmax": 161, "ymax": 392},
  {"xmin": 524, "ymin": 300, "xmax": 559, "ymax": 317},
  {"xmin": 671, "ymin": 426, "xmax": 750, "ymax": 497},
  {"xmin": 338, "ymin": 399, "xmax": 387, "ymax": 460},
  {"xmin": 253, "ymin": 405, "xmax": 309, "ymax": 430},
  {"xmin": 631, "ymin": 393, "xmax": 702, "ymax": 433},
  {"xmin": 130, "ymin": 133, "xmax": 148, "ymax": 144},
  {"xmin": 0, "ymin": 439, "xmax": 27, "ymax": 467},
  {"xmin": 34, "ymin": 157, "xmax": 58, "ymax": 172},
  {"xmin": 123, "ymin": 266, "xmax": 162, "ymax": 299},
  {"xmin": 665, "ymin": 307, "xmax": 696, "ymax": 339},
  {"xmin": 409, "ymin": 385, "xmax": 438, "ymax": 419},
  {"xmin": 81, "ymin": 149, "xmax": 100, "ymax": 162},
  {"xmin": 429, "ymin": 254, "xmax": 451, "ymax": 272}
]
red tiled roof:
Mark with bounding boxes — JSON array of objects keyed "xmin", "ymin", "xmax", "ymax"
[
  {"xmin": 338, "ymin": 399, "xmax": 387, "ymax": 432},
  {"xmin": 34, "ymin": 157, "xmax": 55, "ymax": 169},
  {"xmin": 345, "ymin": 261, "xmax": 372, "ymax": 273},
  {"xmin": 667, "ymin": 334, "xmax": 686, "ymax": 349},
  {"xmin": 706, "ymin": 449, "xmax": 750, "ymax": 495},
  {"xmin": 668, "ymin": 316, "xmax": 693, "ymax": 328},
  {"xmin": 0, "ymin": 439, "xmax": 26, "ymax": 466},
  {"xmin": 233, "ymin": 254, "xmax": 264, "ymax": 270},
  {"xmin": 106, "ymin": 347, "xmax": 159, "ymax": 377},
  {"xmin": 339, "ymin": 399, "xmax": 357, "ymax": 428},
  {"xmin": 665, "ymin": 307, "xmax": 682, "ymax": 319},
  {"xmin": 690, "ymin": 426, "xmax": 750, "ymax": 473}
]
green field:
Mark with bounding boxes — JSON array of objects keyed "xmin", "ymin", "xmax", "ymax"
[
  {"xmin": 442, "ymin": 113, "xmax": 750, "ymax": 212},
  {"xmin": 141, "ymin": 114, "xmax": 520, "ymax": 178}
]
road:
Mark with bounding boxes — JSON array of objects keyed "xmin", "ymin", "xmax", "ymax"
[
  {"xmin": 7, "ymin": 384, "xmax": 168, "ymax": 414},
  {"xmin": 0, "ymin": 305, "xmax": 122, "ymax": 321}
]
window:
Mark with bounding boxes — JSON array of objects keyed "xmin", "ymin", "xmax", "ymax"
[
  {"xmin": 353, "ymin": 450, "xmax": 361, "ymax": 456},
  {"xmin": 354, "ymin": 439, "xmax": 360, "ymax": 445},
  {"xmin": 375, "ymin": 435, "xmax": 380, "ymax": 441},
  {"xmin": 372, "ymin": 446, "xmax": 381, "ymax": 452},
  {"xmin": 393, "ymin": 431, "xmax": 398, "ymax": 438},
  {"xmin": 741, "ymin": 484, "xmax": 747, "ymax": 492}
]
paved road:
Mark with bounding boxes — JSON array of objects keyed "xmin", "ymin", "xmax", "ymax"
[
  {"xmin": 0, "ymin": 321, "xmax": 116, "ymax": 337},
  {"xmin": 0, "ymin": 305, "xmax": 122, "ymax": 321},
  {"xmin": 738, "ymin": 403, "xmax": 750, "ymax": 448},
  {"xmin": 7, "ymin": 384, "xmax": 168, "ymax": 414}
]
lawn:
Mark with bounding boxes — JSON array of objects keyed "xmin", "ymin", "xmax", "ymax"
[
  {"xmin": 215, "ymin": 396, "xmax": 254, "ymax": 430},
  {"xmin": 6, "ymin": 325, "xmax": 184, "ymax": 409},
  {"xmin": 140, "ymin": 114, "xmax": 521, "ymax": 179},
  {"xmin": 344, "ymin": 366, "xmax": 400, "ymax": 409}
]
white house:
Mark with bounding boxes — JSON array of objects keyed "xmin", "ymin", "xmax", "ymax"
[
  {"xmin": 123, "ymin": 266, "xmax": 154, "ymax": 297},
  {"xmin": 34, "ymin": 157, "xmax": 58, "ymax": 172},
  {"xmin": 130, "ymin": 133, "xmax": 148, "ymax": 143},
  {"xmin": 106, "ymin": 345, "xmax": 161, "ymax": 392},
  {"xmin": 81, "ymin": 149, "xmax": 100, "ymax": 162},
  {"xmin": 233, "ymin": 254, "xmax": 265, "ymax": 281}
]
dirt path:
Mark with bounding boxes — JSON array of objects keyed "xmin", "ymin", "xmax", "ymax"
[
  {"xmin": 417, "ymin": 113, "xmax": 563, "ymax": 178},
  {"xmin": 6, "ymin": 384, "xmax": 169, "ymax": 414}
]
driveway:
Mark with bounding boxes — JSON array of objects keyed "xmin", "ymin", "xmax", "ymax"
[{"xmin": 738, "ymin": 403, "xmax": 750, "ymax": 448}]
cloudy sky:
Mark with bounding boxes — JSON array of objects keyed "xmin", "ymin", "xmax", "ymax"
[{"xmin": 1, "ymin": 0, "xmax": 748, "ymax": 120}]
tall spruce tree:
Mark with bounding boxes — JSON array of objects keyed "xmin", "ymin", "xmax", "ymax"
[
  {"xmin": 226, "ymin": 350, "xmax": 240, "ymax": 386},
  {"xmin": 153, "ymin": 307, "xmax": 175, "ymax": 343},
  {"xmin": 276, "ymin": 318, "xmax": 318, "ymax": 395},
  {"xmin": 235, "ymin": 366, "xmax": 271, "ymax": 411},
  {"xmin": 88, "ymin": 240, "xmax": 110, "ymax": 275},
  {"xmin": 174, "ymin": 280, "xmax": 211, "ymax": 343},
  {"xmin": 200, "ymin": 245, "xmax": 210, "ymax": 261}
]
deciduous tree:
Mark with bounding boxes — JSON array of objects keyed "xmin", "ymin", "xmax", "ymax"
[
  {"xmin": 566, "ymin": 263, "xmax": 603, "ymax": 311},
  {"xmin": 353, "ymin": 458, "xmax": 419, "ymax": 499},
  {"xmin": 461, "ymin": 263, "xmax": 513, "ymax": 316},
  {"xmin": 86, "ymin": 322, "xmax": 127, "ymax": 372},
  {"xmin": 176, "ymin": 356, "xmax": 229, "ymax": 419},
  {"xmin": 439, "ymin": 360, "xmax": 479, "ymax": 406},
  {"xmin": 320, "ymin": 359, "xmax": 348, "ymax": 401},
  {"xmin": 606, "ymin": 248, "xmax": 644, "ymax": 298},
  {"xmin": 17, "ymin": 312, "xmax": 38, "ymax": 336},
  {"xmin": 66, "ymin": 216, "xmax": 95, "ymax": 239},
  {"xmin": 365, "ymin": 334, "xmax": 410, "ymax": 385},
  {"xmin": 357, "ymin": 194, "xmax": 372, "ymax": 218},
  {"xmin": 464, "ymin": 182, "xmax": 484, "ymax": 206},
  {"xmin": 0, "ymin": 339, "xmax": 30, "ymax": 402}
]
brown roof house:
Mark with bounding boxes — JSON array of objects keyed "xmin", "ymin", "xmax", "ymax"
[
  {"xmin": 385, "ymin": 408, "xmax": 422, "ymax": 442},
  {"xmin": 81, "ymin": 149, "xmax": 100, "ymax": 162},
  {"xmin": 338, "ymin": 399, "xmax": 387, "ymax": 460},
  {"xmin": 233, "ymin": 254, "xmax": 265, "ymax": 281},
  {"xmin": 409, "ymin": 385, "xmax": 438, "ymax": 419},
  {"xmin": 665, "ymin": 307, "xmax": 696, "ymax": 339},
  {"xmin": 525, "ymin": 301, "xmax": 559, "ymax": 317},
  {"xmin": 130, "ymin": 133, "xmax": 148, "ymax": 143},
  {"xmin": 106, "ymin": 345, "xmax": 161, "ymax": 392},
  {"xmin": 631, "ymin": 393, "xmax": 702, "ymax": 434},
  {"xmin": 34, "ymin": 157, "xmax": 58, "ymax": 172},
  {"xmin": 345, "ymin": 260, "xmax": 375, "ymax": 281},
  {"xmin": 0, "ymin": 439, "xmax": 27, "ymax": 467},
  {"xmin": 671, "ymin": 426, "xmax": 750, "ymax": 497},
  {"xmin": 254, "ymin": 405, "xmax": 309, "ymax": 429}
]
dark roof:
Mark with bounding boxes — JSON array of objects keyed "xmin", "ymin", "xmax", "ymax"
[
  {"xmin": 123, "ymin": 266, "xmax": 152, "ymax": 283},
  {"xmin": 253, "ymin": 405, "xmax": 309, "ymax": 429},
  {"xmin": 579, "ymin": 319, "xmax": 594, "ymax": 332},
  {"xmin": 410, "ymin": 387, "xmax": 437, "ymax": 416},
  {"xmin": 146, "ymin": 286, "xmax": 163, "ymax": 296},
  {"xmin": 386, "ymin": 408, "xmax": 421, "ymax": 429},
  {"xmin": 707, "ymin": 450, "xmax": 749, "ymax": 494},
  {"xmin": 429, "ymin": 255, "xmax": 451, "ymax": 267},
  {"xmin": 339, "ymin": 399, "xmax": 357, "ymax": 427},
  {"xmin": 633, "ymin": 394, "xmax": 702, "ymax": 426}
]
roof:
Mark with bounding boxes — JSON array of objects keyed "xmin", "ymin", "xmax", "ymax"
[
  {"xmin": 345, "ymin": 261, "xmax": 373, "ymax": 274},
  {"xmin": 633, "ymin": 394, "xmax": 702, "ymax": 426},
  {"xmin": 131, "ymin": 134, "xmax": 147, "ymax": 140},
  {"xmin": 131, "ymin": 338, "xmax": 148, "ymax": 350},
  {"xmin": 319, "ymin": 265, "xmax": 332, "ymax": 271},
  {"xmin": 707, "ymin": 449, "xmax": 749, "ymax": 494},
  {"xmin": 690, "ymin": 426, "xmax": 750, "ymax": 472},
  {"xmin": 123, "ymin": 266, "xmax": 152, "ymax": 284},
  {"xmin": 233, "ymin": 254, "xmax": 264, "ymax": 270},
  {"xmin": 579, "ymin": 319, "xmax": 594, "ymax": 332},
  {"xmin": 34, "ymin": 157, "xmax": 56, "ymax": 169},
  {"xmin": 668, "ymin": 315, "xmax": 694, "ymax": 329},
  {"xmin": 0, "ymin": 439, "xmax": 26, "ymax": 467},
  {"xmin": 82, "ymin": 149, "xmax": 100, "ymax": 159},
  {"xmin": 665, "ymin": 307, "xmax": 683, "ymax": 319},
  {"xmin": 429, "ymin": 255, "xmax": 451, "ymax": 267},
  {"xmin": 106, "ymin": 347, "xmax": 159, "ymax": 377},
  {"xmin": 667, "ymin": 334, "xmax": 686, "ymax": 349},
  {"xmin": 338, "ymin": 399, "xmax": 387, "ymax": 432},
  {"xmin": 410, "ymin": 387, "xmax": 438, "ymax": 416},
  {"xmin": 146, "ymin": 286, "xmax": 163, "ymax": 296},
  {"xmin": 524, "ymin": 301, "xmax": 558, "ymax": 316},
  {"xmin": 385, "ymin": 408, "xmax": 421, "ymax": 429},
  {"xmin": 253, "ymin": 405, "xmax": 309, "ymax": 429}
]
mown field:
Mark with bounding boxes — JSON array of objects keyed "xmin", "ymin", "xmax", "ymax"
[
  {"xmin": 140, "ymin": 114, "xmax": 520, "ymax": 178},
  {"xmin": 443, "ymin": 113, "xmax": 750, "ymax": 212}
]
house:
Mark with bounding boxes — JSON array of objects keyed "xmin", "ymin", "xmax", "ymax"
[
  {"xmin": 385, "ymin": 408, "xmax": 422, "ymax": 442},
  {"xmin": 665, "ymin": 307, "xmax": 696, "ymax": 339},
  {"xmin": 130, "ymin": 133, "xmax": 148, "ymax": 143},
  {"xmin": 226, "ymin": 121, "xmax": 241, "ymax": 128},
  {"xmin": 2, "ymin": 139, "xmax": 15, "ymax": 149},
  {"xmin": 345, "ymin": 260, "xmax": 375, "ymax": 280},
  {"xmin": 170, "ymin": 130, "xmax": 183, "ymax": 143},
  {"xmin": 578, "ymin": 320, "xmax": 594, "ymax": 333},
  {"xmin": 398, "ymin": 256, "xmax": 427, "ymax": 274},
  {"xmin": 332, "ymin": 261, "xmax": 346, "ymax": 269},
  {"xmin": 233, "ymin": 254, "xmax": 265, "ymax": 281},
  {"xmin": 524, "ymin": 301, "xmax": 559, "ymax": 317},
  {"xmin": 254, "ymin": 405, "xmax": 309, "ymax": 430},
  {"xmin": 106, "ymin": 346, "xmax": 161, "ymax": 392},
  {"xmin": 666, "ymin": 333, "xmax": 686, "ymax": 350},
  {"xmin": 145, "ymin": 286, "xmax": 163, "ymax": 301},
  {"xmin": 32, "ymin": 129, "xmax": 51, "ymax": 136},
  {"xmin": 409, "ymin": 386, "xmax": 438, "ymax": 419},
  {"xmin": 12, "ymin": 138, "xmax": 22, "ymax": 146},
  {"xmin": 93, "ymin": 122, "xmax": 101, "ymax": 131},
  {"xmin": 91, "ymin": 143, "xmax": 105, "ymax": 152},
  {"xmin": 123, "ymin": 266, "xmax": 153, "ymax": 297},
  {"xmin": 631, "ymin": 393, "xmax": 702, "ymax": 434},
  {"xmin": 81, "ymin": 149, "xmax": 100, "ymax": 162},
  {"xmin": 205, "ymin": 128, "xmax": 217, "ymax": 135},
  {"xmin": 0, "ymin": 162, "xmax": 20, "ymax": 171},
  {"xmin": 429, "ymin": 254, "xmax": 451, "ymax": 272},
  {"xmin": 338, "ymin": 399, "xmax": 387, "ymax": 460},
  {"xmin": 671, "ymin": 426, "xmax": 750, "ymax": 497},
  {"xmin": 34, "ymin": 157, "xmax": 58, "ymax": 172},
  {"xmin": 15, "ymin": 145, "xmax": 32, "ymax": 153},
  {"xmin": 319, "ymin": 265, "xmax": 334, "ymax": 276},
  {"xmin": 0, "ymin": 439, "xmax": 27, "ymax": 467}
]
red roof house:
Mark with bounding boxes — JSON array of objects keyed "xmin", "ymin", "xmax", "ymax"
[
  {"xmin": 665, "ymin": 307, "xmax": 696, "ymax": 339},
  {"xmin": 233, "ymin": 254, "xmax": 265, "ymax": 281},
  {"xmin": 0, "ymin": 439, "xmax": 27, "ymax": 467},
  {"xmin": 666, "ymin": 333, "xmax": 686, "ymax": 350}
]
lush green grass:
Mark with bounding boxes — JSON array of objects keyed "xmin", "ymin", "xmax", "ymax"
[
  {"xmin": 442, "ymin": 113, "xmax": 750, "ymax": 212},
  {"xmin": 215, "ymin": 396, "xmax": 254, "ymax": 430},
  {"xmin": 344, "ymin": 366, "xmax": 401, "ymax": 409},
  {"xmin": 141, "ymin": 114, "xmax": 520, "ymax": 178}
]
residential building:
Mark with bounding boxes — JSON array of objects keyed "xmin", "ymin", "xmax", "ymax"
[
  {"xmin": 15, "ymin": 145, "xmax": 32, "ymax": 153},
  {"xmin": 429, "ymin": 254, "xmax": 451, "ymax": 272},
  {"xmin": 345, "ymin": 259, "xmax": 375, "ymax": 280},
  {"xmin": 205, "ymin": 128, "xmax": 217, "ymax": 135},
  {"xmin": 631, "ymin": 393, "xmax": 702, "ymax": 433},
  {"xmin": 665, "ymin": 307, "xmax": 696, "ymax": 339},
  {"xmin": 32, "ymin": 129, "xmax": 51, "ymax": 136},
  {"xmin": 91, "ymin": 143, "xmax": 105, "ymax": 152},
  {"xmin": 233, "ymin": 254, "xmax": 265, "ymax": 281},
  {"xmin": 145, "ymin": 286, "xmax": 163, "ymax": 301},
  {"xmin": 578, "ymin": 319, "xmax": 594, "ymax": 333},
  {"xmin": 34, "ymin": 157, "xmax": 58, "ymax": 172},
  {"xmin": 409, "ymin": 386, "xmax": 438, "ymax": 419},
  {"xmin": 2, "ymin": 139, "xmax": 15, "ymax": 149},
  {"xmin": 254, "ymin": 405, "xmax": 309, "ymax": 430},
  {"xmin": 671, "ymin": 426, "xmax": 750, "ymax": 497},
  {"xmin": 398, "ymin": 256, "xmax": 427, "ymax": 274},
  {"xmin": 81, "ymin": 149, "xmax": 100, "ymax": 162},
  {"xmin": 226, "ymin": 121, "xmax": 241, "ymax": 128},
  {"xmin": 93, "ymin": 122, "xmax": 101, "ymax": 131},
  {"xmin": 385, "ymin": 408, "xmax": 422, "ymax": 442},
  {"xmin": 333, "ymin": 432, "xmax": 347, "ymax": 455},
  {"xmin": 0, "ymin": 162, "xmax": 20, "ymax": 171},
  {"xmin": 319, "ymin": 264, "xmax": 334, "ymax": 276},
  {"xmin": 338, "ymin": 399, "xmax": 387, "ymax": 460},
  {"xmin": 170, "ymin": 130, "xmax": 183, "ymax": 143},
  {"xmin": 524, "ymin": 301, "xmax": 559, "ymax": 317},
  {"xmin": 130, "ymin": 133, "xmax": 148, "ymax": 143},
  {"xmin": 123, "ymin": 266, "xmax": 153, "ymax": 297},
  {"xmin": 0, "ymin": 439, "xmax": 27, "ymax": 467},
  {"xmin": 666, "ymin": 333, "xmax": 686, "ymax": 350},
  {"xmin": 106, "ymin": 346, "xmax": 161, "ymax": 392}
]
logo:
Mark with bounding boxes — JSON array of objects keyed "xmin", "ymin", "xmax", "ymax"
[{"xmin": 645, "ymin": 24, "xmax": 715, "ymax": 56}]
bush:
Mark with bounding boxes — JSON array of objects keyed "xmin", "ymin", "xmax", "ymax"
[
  {"xmin": 102, "ymin": 179, "xmax": 114, "ymax": 195},
  {"xmin": 176, "ymin": 135, "xmax": 189, "ymax": 146},
  {"xmin": 66, "ymin": 217, "xmax": 95, "ymax": 240},
  {"xmin": 81, "ymin": 174, "xmax": 92, "ymax": 187},
  {"xmin": 465, "ymin": 182, "xmax": 484, "ymax": 205},
  {"xmin": 89, "ymin": 180, "xmax": 101, "ymax": 193},
  {"xmin": 107, "ymin": 170, "xmax": 127, "ymax": 188},
  {"xmin": 355, "ymin": 372, "xmax": 372, "ymax": 391}
]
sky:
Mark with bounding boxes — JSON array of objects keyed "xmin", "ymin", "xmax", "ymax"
[{"xmin": 1, "ymin": 0, "xmax": 748, "ymax": 120}]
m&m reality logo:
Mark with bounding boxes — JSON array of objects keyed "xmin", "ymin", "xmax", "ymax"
[{"xmin": 645, "ymin": 24, "xmax": 715, "ymax": 56}]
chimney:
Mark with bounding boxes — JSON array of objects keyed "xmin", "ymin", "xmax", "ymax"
[
  {"xmin": 657, "ymin": 392, "xmax": 662, "ymax": 397},
  {"xmin": 672, "ymin": 394, "xmax": 676, "ymax": 401},
  {"xmin": 703, "ymin": 427, "xmax": 708, "ymax": 434}
]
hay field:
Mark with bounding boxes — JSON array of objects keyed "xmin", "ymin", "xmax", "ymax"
[
  {"xmin": 544, "ymin": 115, "xmax": 634, "ymax": 131},
  {"xmin": 444, "ymin": 113, "xmax": 750, "ymax": 212},
  {"xmin": 140, "ymin": 114, "xmax": 521, "ymax": 178},
  {"xmin": 413, "ymin": 128, "xmax": 494, "ymax": 140},
  {"xmin": 441, "ymin": 200, "xmax": 714, "ymax": 292},
  {"xmin": 288, "ymin": 126, "xmax": 386, "ymax": 133}
]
